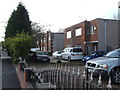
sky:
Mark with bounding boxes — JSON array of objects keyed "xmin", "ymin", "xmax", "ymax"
[{"xmin": 0, "ymin": 0, "xmax": 119, "ymax": 41}]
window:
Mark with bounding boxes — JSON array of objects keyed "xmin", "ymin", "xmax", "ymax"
[
  {"xmin": 75, "ymin": 28, "xmax": 82, "ymax": 36},
  {"xmin": 73, "ymin": 48, "xmax": 83, "ymax": 52},
  {"xmin": 67, "ymin": 31, "xmax": 71, "ymax": 39},
  {"xmin": 90, "ymin": 26, "xmax": 96, "ymax": 34},
  {"xmin": 41, "ymin": 39, "xmax": 43, "ymax": 43},
  {"xmin": 44, "ymin": 47, "xmax": 46, "ymax": 51},
  {"xmin": 44, "ymin": 38, "xmax": 46, "ymax": 42},
  {"xmin": 49, "ymin": 36, "xmax": 51, "ymax": 41}
]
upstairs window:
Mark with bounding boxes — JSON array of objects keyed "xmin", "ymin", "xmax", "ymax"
[
  {"xmin": 90, "ymin": 26, "xmax": 96, "ymax": 34},
  {"xmin": 75, "ymin": 28, "xmax": 82, "ymax": 36},
  {"xmin": 49, "ymin": 36, "xmax": 51, "ymax": 41},
  {"xmin": 43, "ymin": 37, "xmax": 47, "ymax": 42},
  {"xmin": 67, "ymin": 31, "xmax": 71, "ymax": 39}
]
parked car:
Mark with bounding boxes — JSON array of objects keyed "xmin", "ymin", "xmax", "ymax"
[
  {"xmin": 82, "ymin": 51, "xmax": 106, "ymax": 63},
  {"xmin": 85, "ymin": 49, "xmax": 120, "ymax": 84},
  {"xmin": 26, "ymin": 51, "xmax": 50, "ymax": 63},
  {"xmin": 61, "ymin": 47, "xmax": 83, "ymax": 61},
  {"xmin": 53, "ymin": 51, "xmax": 62, "ymax": 59}
]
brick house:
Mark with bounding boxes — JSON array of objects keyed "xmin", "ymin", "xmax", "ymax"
[
  {"xmin": 64, "ymin": 21, "xmax": 88, "ymax": 55},
  {"xmin": 40, "ymin": 31, "xmax": 65, "ymax": 54},
  {"xmin": 64, "ymin": 18, "xmax": 119, "ymax": 55}
]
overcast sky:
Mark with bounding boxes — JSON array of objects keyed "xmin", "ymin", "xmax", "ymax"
[{"xmin": 0, "ymin": 0, "xmax": 119, "ymax": 41}]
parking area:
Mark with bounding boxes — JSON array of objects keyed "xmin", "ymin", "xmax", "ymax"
[{"xmin": 50, "ymin": 57, "xmax": 69, "ymax": 63}]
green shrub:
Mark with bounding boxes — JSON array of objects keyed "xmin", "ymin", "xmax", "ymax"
[{"xmin": 5, "ymin": 32, "xmax": 32, "ymax": 62}]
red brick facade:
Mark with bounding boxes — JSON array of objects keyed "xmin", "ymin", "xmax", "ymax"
[
  {"xmin": 40, "ymin": 31, "xmax": 65, "ymax": 54},
  {"xmin": 64, "ymin": 20, "xmax": 98, "ymax": 55},
  {"xmin": 40, "ymin": 31, "xmax": 53, "ymax": 53}
]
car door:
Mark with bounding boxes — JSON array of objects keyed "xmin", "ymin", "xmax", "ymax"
[
  {"xmin": 62, "ymin": 48, "xmax": 69, "ymax": 59},
  {"xmin": 61, "ymin": 50, "xmax": 66, "ymax": 59}
]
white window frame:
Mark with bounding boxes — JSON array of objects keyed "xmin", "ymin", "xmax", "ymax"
[
  {"xmin": 75, "ymin": 28, "xmax": 82, "ymax": 36},
  {"xmin": 67, "ymin": 31, "xmax": 71, "ymax": 39}
]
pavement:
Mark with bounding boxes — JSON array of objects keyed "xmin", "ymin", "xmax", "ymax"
[
  {"xmin": 1, "ymin": 51, "xmax": 21, "ymax": 89},
  {"xmin": 0, "ymin": 50, "xmax": 2, "ymax": 90}
]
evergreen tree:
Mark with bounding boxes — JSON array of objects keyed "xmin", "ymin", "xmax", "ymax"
[{"xmin": 5, "ymin": 2, "xmax": 31, "ymax": 38}]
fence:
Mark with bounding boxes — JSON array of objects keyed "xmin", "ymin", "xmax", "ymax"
[{"xmin": 19, "ymin": 62, "xmax": 120, "ymax": 89}]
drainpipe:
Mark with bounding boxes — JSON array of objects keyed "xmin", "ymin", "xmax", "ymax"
[{"xmin": 104, "ymin": 20, "xmax": 107, "ymax": 51}]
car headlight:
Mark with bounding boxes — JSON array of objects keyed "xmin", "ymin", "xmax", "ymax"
[
  {"xmin": 97, "ymin": 64, "xmax": 108, "ymax": 69},
  {"xmin": 37, "ymin": 57, "xmax": 41, "ymax": 59},
  {"xmin": 102, "ymin": 64, "xmax": 108, "ymax": 69},
  {"xmin": 86, "ymin": 57, "xmax": 90, "ymax": 60}
]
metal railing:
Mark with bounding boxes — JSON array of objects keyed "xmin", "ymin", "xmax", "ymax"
[{"xmin": 19, "ymin": 62, "xmax": 120, "ymax": 89}]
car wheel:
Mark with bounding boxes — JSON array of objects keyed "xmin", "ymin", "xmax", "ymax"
[
  {"xmin": 47, "ymin": 59, "xmax": 50, "ymax": 62},
  {"xmin": 68, "ymin": 56, "xmax": 71, "ymax": 61},
  {"xmin": 60, "ymin": 56, "xmax": 63, "ymax": 60},
  {"xmin": 111, "ymin": 68, "xmax": 120, "ymax": 84}
]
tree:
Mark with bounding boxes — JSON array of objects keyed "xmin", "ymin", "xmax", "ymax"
[
  {"xmin": 5, "ymin": 32, "xmax": 32, "ymax": 62},
  {"xmin": 5, "ymin": 2, "xmax": 31, "ymax": 38},
  {"xmin": 1, "ymin": 41, "xmax": 5, "ymax": 51},
  {"xmin": 31, "ymin": 22, "xmax": 45, "ymax": 48},
  {"xmin": 58, "ymin": 28, "xmax": 65, "ymax": 33}
]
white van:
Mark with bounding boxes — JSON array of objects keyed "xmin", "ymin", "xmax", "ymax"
[{"xmin": 61, "ymin": 47, "xmax": 83, "ymax": 61}]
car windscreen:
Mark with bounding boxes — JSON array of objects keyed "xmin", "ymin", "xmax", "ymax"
[
  {"xmin": 72, "ymin": 48, "xmax": 83, "ymax": 52},
  {"xmin": 58, "ymin": 51, "xmax": 62, "ymax": 54},
  {"xmin": 91, "ymin": 51, "xmax": 105, "ymax": 56},
  {"xmin": 91, "ymin": 52, "xmax": 96, "ymax": 56},
  {"xmin": 105, "ymin": 50, "xmax": 120, "ymax": 58},
  {"xmin": 36, "ymin": 52, "xmax": 48, "ymax": 56}
]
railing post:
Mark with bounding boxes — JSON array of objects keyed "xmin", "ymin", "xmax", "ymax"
[
  {"xmin": 98, "ymin": 73, "xmax": 102, "ymax": 89},
  {"xmin": 54, "ymin": 65, "xmax": 57, "ymax": 86},
  {"xmin": 107, "ymin": 76, "xmax": 112, "ymax": 90},
  {"xmin": 63, "ymin": 65, "xmax": 67, "ymax": 88},
  {"xmin": 50, "ymin": 66, "xmax": 52, "ymax": 83},
  {"xmin": 77, "ymin": 69, "xmax": 80, "ymax": 89},
  {"xmin": 57, "ymin": 65, "xmax": 60, "ymax": 88},
  {"xmin": 67, "ymin": 66, "xmax": 70, "ymax": 89},
  {"xmin": 72, "ymin": 66, "xmax": 75, "ymax": 89},
  {"xmin": 86, "ymin": 68, "xmax": 89, "ymax": 90},
  {"xmin": 59, "ymin": 65, "xmax": 62, "ymax": 89}
]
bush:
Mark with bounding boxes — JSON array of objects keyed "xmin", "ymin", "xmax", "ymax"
[{"xmin": 5, "ymin": 32, "xmax": 32, "ymax": 62}]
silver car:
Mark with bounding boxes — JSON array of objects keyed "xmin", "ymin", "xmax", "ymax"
[
  {"xmin": 85, "ymin": 49, "xmax": 120, "ymax": 84},
  {"xmin": 53, "ymin": 51, "xmax": 62, "ymax": 59}
]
